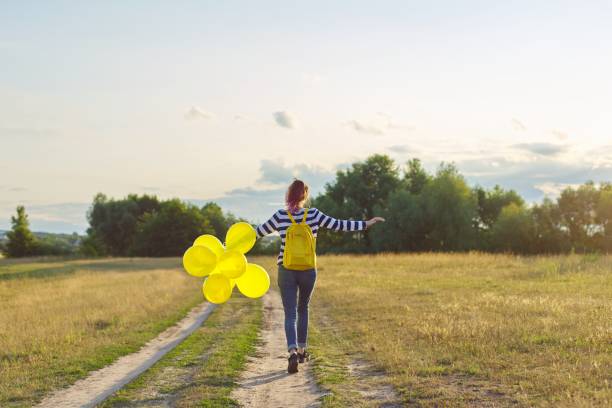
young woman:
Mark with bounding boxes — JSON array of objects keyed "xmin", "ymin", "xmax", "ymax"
[{"xmin": 255, "ymin": 179, "xmax": 385, "ymax": 374}]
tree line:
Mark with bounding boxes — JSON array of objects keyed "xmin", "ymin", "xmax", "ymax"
[
  {"xmin": 79, "ymin": 194, "xmax": 279, "ymax": 257},
  {"xmin": 1, "ymin": 195, "xmax": 280, "ymax": 258},
  {"xmin": 3, "ymin": 154, "xmax": 611, "ymax": 257},
  {"xmin": 313, "ymin": 154, "xmax": 612, "ymax": 254}
]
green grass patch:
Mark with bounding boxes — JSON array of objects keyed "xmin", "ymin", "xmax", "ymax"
[
  {"xmin": 308, "ymin": 324, "xmax": 386, "ymax": 407},
  {"xmin": 0, "ymin": 258, "xmax": 203, "ymax": 407},
  {"xmin": 102, "ymin": 295, "xmax": 262, "ymax": 407}
]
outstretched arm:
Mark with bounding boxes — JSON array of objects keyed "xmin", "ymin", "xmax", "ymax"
[
  {"xmin": 365, "ymin": 216, "xmax": 386, "ymax": 229},
  {"xmin": 255, "ymin": 212, "xmax": 279, "ymax": 238},
  {"xmin": 316, "ymin": 209, "xmax": 385, "ymax": 232}
]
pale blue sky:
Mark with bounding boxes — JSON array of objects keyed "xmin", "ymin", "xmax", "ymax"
[{"xmin": 1, "ymin": 1, "xmax": 612, "ymax": 233}]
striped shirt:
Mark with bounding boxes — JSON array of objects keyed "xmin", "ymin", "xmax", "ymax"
[{"xmin": 255, "ymin": 207, "xmax": 367, "ymax": 265}]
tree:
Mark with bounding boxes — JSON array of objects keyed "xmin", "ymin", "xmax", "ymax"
[
  {"xmin": 131, "ymin": 200, "xmax": 214, "ymax": 256},
  {"xmin": 311, "ymin": 193, "xmax": 362, "ymax": 253},
  {"xmin": 251, "ymin": 235, "xmax": 281, "ymax": 255},
  {"xmin": 79, "ymin": 231, "xmax": 105, "ymax": 257},
  {"xmin": 557, "ymin": 182, "xmax": 599, "ymax": 252},
  {"xmin": 325, "ymin": 154, "xmax": 400, "ymax": 219},
  {"xmin": 474, "ymin": 185, "xmax": 524, "ymax": 230},
  {"xmin": 370, "ymin": 190, "xmax": 425, "ymax": 251},
  {"xmin": 531, "ymin": 198, "xmax": 566, "ymax": 253},
  {"xmin": 595, "ymin": 184, "xmax": 612, "ymax": 252},
  {"xmin": 34, "ymin": 233, "xmax": 78, "ymax": 256},
  {"xmin": 201, "ymin": 202, "xmax": 231, "ymax": 238},
  {"xmin": 5, "ymin": 206, "xmax": 37, "ymax": 257},
  {"xmin": 402, "ymin": 158, "xmax": 430, "ymax": 195},
  {"xmin": 82, "ymin": 192, "xmax": 245, "ymax": 256},
  {"xmin": 314, "ymin": 154, "xmax": 401, "ymax": 252},
  {"xmin": 473, "ymin": 185, "xmax": 524, "ymax": 250},
  {"xmin": 419, "ymin": 163, "xmax": 478, "ymax": 251},
  {"xmin": 489, "ymin": 203, "xmax": 535, "ymax": 253},
  {"xmin": 86, "ymin": 193, "xmax": 161, "ymax": 256}
]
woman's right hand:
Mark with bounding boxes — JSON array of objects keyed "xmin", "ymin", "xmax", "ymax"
[{"xmin": 365, "ymin": 217, "xmax": 386, "ymax": 228}]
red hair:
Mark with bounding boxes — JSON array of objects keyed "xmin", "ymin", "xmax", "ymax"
[{"xmin": 286, "ymin": 179, "xmax": 309, "ymax": 214}]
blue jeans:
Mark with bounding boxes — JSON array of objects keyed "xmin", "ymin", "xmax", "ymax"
[{"xmin": 277, "ymin": 265, "xmax": 317, "ymax": 352}]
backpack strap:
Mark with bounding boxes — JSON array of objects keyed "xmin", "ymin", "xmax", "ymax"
[
  {"xmin": 286, "ymin": 210, "xmax": 297, "ymax": 224},
  {"xmin": 301, "ymin": 208, "xmax": 309, "ymax": 224}
]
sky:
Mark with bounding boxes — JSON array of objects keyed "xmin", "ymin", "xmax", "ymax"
[{"xmin": 1, "ymin": 1, "xmax": 612, "ymax": 233}]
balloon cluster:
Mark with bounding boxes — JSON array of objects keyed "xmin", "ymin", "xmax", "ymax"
[{"xmin": 182, "ymin": 222, "xmax": 270, "ymax": 304}]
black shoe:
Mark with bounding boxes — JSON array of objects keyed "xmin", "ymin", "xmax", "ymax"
[
  {"xmin": 288, "ymin": 353, "xmax": 299, "ymax": 374},
  {"xmin": 298, "ymin": 351, "xmax": 309, "ymax": 363}
]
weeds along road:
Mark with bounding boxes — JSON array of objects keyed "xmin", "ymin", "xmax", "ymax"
[{"xmin": 37, "ymin": 303, "xmax": 216, "ymax": 408}]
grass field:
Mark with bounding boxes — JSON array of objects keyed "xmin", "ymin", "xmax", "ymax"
[
  {"xmin": 0, "ymin": 257, "xmax": 202, "ymax": 407},
  {"xmin": 299, "ymin": 253, "xmax": 612, "ymax": 407},
  {"xmin": 1, "ymin": 254, "xmax": 611, "ymax": 407},
  {"xmin": 101, "ymin": 295, "xmax": 261, "ymax": 407}
]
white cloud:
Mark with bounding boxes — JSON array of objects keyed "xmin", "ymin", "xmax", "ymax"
[
  {"xmin": 456, "ymin": 152, "xmax": 612, "ymax": 202},
  {"xmin": 551, "ymin": 129, "xmax": 569, "ymax": 140},
  {"xmin": 347, "ymin": 120, "xmax": 385, "ymax": 135},
  {"xmin": 273, "ymin": 111, "xmax": 298, "ymax": 129},
  {"xmin": 386, "ymin": 145, "xmax": 412, "ymax": 154},
  {"xmin": 347, "ymin": 113, "xmax": 411, "ymax": 135},
  {"xmin": 512, "ymin": 142, "xmax": 568, "ymax": 157},
  {"xmin": 185, "ymin": 106, "xmax": 214, "ymax": 120},
  {"xmin": 197, "ymin": 159, "xmax": 340, "ymax": 222},
  {"xmin": 534, "ymin": 182, "xmax": 581, "ymax": 198},
  {"xmin": 257, "ymin": 160, "xmax": 292, "ymax": 185},
  {"xmin": 376, "ymin": 112, "xmax": 413, "ymax": 130},
  {"xmin": 257, "ymin": 159, "xmax": 335, "ymax": 188},
  {"xmin": 511, "ymin": 118, "xmax": 527, "ymax": 131},
  {"xmin": 590, "ymin": 145, "xmax": 612, "ymax": 169}
]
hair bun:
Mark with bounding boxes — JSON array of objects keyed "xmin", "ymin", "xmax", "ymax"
[{"xmin": 286, "ymin": 179, "xmax": 309, "ymax": 212}]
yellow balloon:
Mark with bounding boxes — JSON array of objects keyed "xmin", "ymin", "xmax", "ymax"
[
  {"xmin": 236, "ymin": 263, "xmax": 270, "ymax": 299},
  {"xmin": 217, "ymin": 250, "xmax": 247, "ymax": 279},
  {"xmin": 202, "ymin": 274, "xmax": 232, "ymax": 304},
  {"xmin": 225, "ymin": 222, "xmax": 256, "ymax": 254},
  {"xmin": 193, "ymin": 234, "xmax": 225, "ymax": 258},
  {"xmin": 211, "ymin": 268, "xmax": 237, "ymax": 289},
  {"xmin": 182, "ymin": 245, "xmax": 217, "ymax": 277}
]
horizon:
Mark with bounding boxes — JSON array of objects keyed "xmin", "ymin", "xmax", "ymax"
[{"xmin": 2, "ymin": 1, "xmax": 612, "ymax": 233}]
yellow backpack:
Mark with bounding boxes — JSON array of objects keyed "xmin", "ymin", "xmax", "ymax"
[{"xmin": 283, "ymin": 208, "xmax": 316, "ymax": 270}]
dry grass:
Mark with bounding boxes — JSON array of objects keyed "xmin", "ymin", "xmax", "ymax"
[
  {"xmin": 0, "ymin": 258, "xmax": 202, "ymax": 407},
  {"xmin": 2, "ymin": 254, "xmax": 611, "ymax": 407},
  {"xmin": 101, "ymin": 295, "xmax": 262, "ymax": 407},
  {"xmin": 256, "ymin": 253, "xmax": 612, "ymax": 407}
]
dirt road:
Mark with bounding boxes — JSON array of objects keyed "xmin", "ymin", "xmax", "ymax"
[
  {"xmin": 37, "ymin": 302, "xmax": 216, "ymax": 408},
  {"xmin": 231, "ymin": 292, "xmax": 324, "ymax": 408}
]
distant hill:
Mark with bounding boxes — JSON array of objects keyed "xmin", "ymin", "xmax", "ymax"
[
  {"xmin": 0, "ymin": 230, "xmax": 83, "ymax": 255},
  {"xmin": 0, "ymin": 229, "xmax": 81, "ymax": 240}
]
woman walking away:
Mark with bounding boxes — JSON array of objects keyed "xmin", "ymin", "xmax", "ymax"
[{"xmin": 255, "ymin": 179, "xmax": 385, "ymax": 374}]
